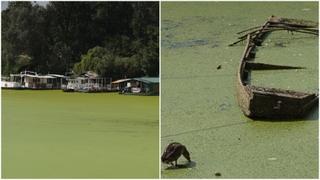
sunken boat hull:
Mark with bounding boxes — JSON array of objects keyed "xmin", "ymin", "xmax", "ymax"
[
  {"xmin": 235, "ymin": 17, "xmax": 318, "ymax": 119},
  {"xmin": 236, "ymin": 81, "xmax": 318, "ymax": 118}
]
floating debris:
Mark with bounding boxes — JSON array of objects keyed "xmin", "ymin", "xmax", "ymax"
[
  {"xmin": 268, "ymin": 157, "xmax": 277, "ymax": 161},
  {"xmin": 302, "ymin": 8, "xmax": 311, "ymax": 11}
]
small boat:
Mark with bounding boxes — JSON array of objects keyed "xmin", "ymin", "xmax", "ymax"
[{"xmin": 231, "ymin": 16, "xmax": 318, "ymax": 118}]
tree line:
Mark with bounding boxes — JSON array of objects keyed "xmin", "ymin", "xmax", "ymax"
[{"xmin": 1, "ymin": 2, "xmax": 159, "ymax": 79}]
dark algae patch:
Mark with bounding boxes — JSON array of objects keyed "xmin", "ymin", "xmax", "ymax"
[
  {"xmin": 166, "ymin": 39, "xmax": 210, "ymax": 49},
  {"xmin": 162, "ymin": 17, "xmax": 220, "ymax": 49}
]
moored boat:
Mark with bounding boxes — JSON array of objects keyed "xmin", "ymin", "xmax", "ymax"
[{"xmin": 1, "ymin": 71, "xmax": 67, "ymax": 90}]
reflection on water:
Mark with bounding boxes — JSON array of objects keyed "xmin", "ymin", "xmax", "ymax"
[{"xmin": 164, "ymin": 161, "xmax": 197, "ymax": 170}]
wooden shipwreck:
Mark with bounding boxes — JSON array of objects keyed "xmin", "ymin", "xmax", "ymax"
[{"xmin": 230, "ymin": 16, "xmax": 318, "ymax": 118}]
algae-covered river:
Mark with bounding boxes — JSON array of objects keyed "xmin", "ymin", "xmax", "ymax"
[
  {"xmin": 2, "ymin": 90, "xmax": 159, "ymax": 178},
  {"xmin": 161, "ymin": 2, "xmax": 318, "ymax": 178}
]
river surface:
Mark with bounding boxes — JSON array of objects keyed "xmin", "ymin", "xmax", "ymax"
[
  {"xmin": 161, "ymin": 2, "xmax": 318, "ymax": 178},
  {"xmin": 2, "ymin": 90, "xmax": 159, "ymax": 178}
]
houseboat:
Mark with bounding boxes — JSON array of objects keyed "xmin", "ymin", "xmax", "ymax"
[
  {"xmin": 112, "ymin": 77, "xmax": 159, "ymax": 95},
  {"xmin": 48, "ymin": 74, "xmax": 68, "ymax": 89},
  {"xmin": 1, "ymin": 71, "xmax": 67, "ymax": 90},
  {"xmin": 1, "ymin": 75, "xmax": 22, "ymax": 89},
  {"xmin": 63, "ymin": 71, "xmax": 112, "ymax": 93}
]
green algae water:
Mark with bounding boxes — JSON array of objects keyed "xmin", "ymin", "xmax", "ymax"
[
  {"xmin": 2, "ymin": 90, "xmax": 159, "ymax": 178},
  {"xmin": 161, "ymin": 2, "xmax": 318, "ymax": 178}
]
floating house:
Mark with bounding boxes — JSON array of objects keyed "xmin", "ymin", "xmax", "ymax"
[
  {"xmin": 111, "ymin": 78, "xmax": 131, "ymax": 91},
  {"xmin": 1, "ymin": 71, "xmax": 67, "ymax": 89},
  {"xmin": 1, "ymin": 75, "xmax": 21, "ymax": 89},
  {"xmin": 63, "ymin": 71, "xmax": 112, "ymax": 93},
  {"xmin": 48, "ymin": 74, "xmax": 68, "ymax": 89},
  {"xmin": 112, "ymin": 77, "xmax": 159, "ymax": 95}
]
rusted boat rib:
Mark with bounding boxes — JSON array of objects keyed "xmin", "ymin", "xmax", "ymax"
[{"xmin": 233, "ymin": 16, "xmax": 318, "ymax": 119}]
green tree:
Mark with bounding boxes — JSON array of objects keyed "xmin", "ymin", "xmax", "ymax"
[
  {"xmin": 73, "ymin": 46, "xmax": 114, "ymax": 77},
  {"xmin": 1, "ymin": 2, "xmax": 49, "ymax": 74},
  {"xmin": 2, "ymin": 2, "xmax": 159, "ymax": 78},
  {"xmin": 14, "ymin": 54, "xmax": 32, "ymax": 72}
]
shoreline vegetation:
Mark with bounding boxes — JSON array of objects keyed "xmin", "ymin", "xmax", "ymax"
[{"xmin": 2, "ymin": 2, "xmax": 159, "ymax": 80}]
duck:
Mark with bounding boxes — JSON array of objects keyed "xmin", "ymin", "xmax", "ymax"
[{"xmin": 161, "ymin": 142, "xmax": 191, "ymax": 166}]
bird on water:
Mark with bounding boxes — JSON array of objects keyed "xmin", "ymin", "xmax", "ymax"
[{"xmin": 161, "ymin": 142, "xmax": 191, "ymax": 167}]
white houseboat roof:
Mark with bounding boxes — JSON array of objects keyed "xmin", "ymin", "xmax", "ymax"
[
  {"xmin": 112, "ymin": 78, "xmax": 131, "ymax": 84},
  {"xmin": 47, "ymin": 74, "xmax": 67, "ymax": 78},
  {"xmin": 21, "ymin": 74, "xmax": 38, "ymax": 78},
  {"xmin": 111, "ymin": 77, "xmax": 159, "ymax": 84},
  {"xmin": 38, "ymin": 75, "xmax": 55, "ymax": 79},
  {"xmin": 20, "ymin": 71, "xmax": 38, "ymax": 75},
  {"xmin": 10, "ymin": 73, "xmax": 56, "ymax": 79}
]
